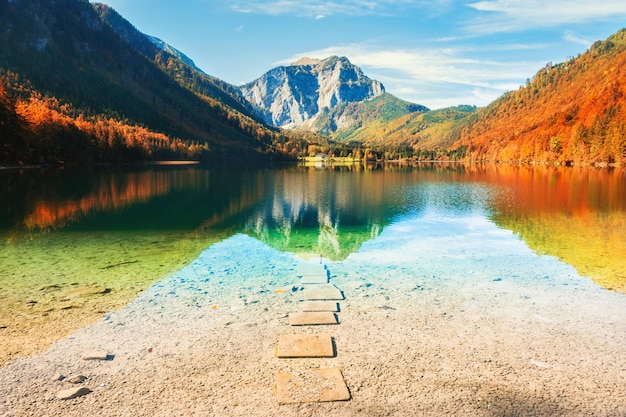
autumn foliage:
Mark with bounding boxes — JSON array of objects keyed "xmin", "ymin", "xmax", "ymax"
[
  {"xmin": 0, "ymin": 72, "xmax": 212, "ymax": 165},
  {"xmin": 452, "ymin": 29, "xmax": 626, "ymax": 166},
  {"xmin": 0, "ymin": 0, "xmax": 313, "ymax": 166}
]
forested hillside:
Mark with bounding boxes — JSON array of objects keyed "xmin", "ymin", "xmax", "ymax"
[
  {"xmin": 333, "ymin": 104, "xmax": 475, "ymax": 159},
  {"xmin": 318, "ymin": 92, "xmax": 428, "ymax": 138},
  {"xmin": 0, "ymin": 0, "xmax": 299, "ymax": 166},
  {"xmin": 451, "ymin": 29, "xmax": 626, "ymax": 166},
  {"xmin": 0, "ymin": 72, "xmax": 209, "ymax": 165},
  {"xmin": 93, "ymin": 3, "xmax": 260, "ymax": 121}
]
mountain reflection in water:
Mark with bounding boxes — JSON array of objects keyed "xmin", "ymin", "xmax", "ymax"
[{"xmin": 1, "ymin": 163, "xmax": 624, "ymax": 291}]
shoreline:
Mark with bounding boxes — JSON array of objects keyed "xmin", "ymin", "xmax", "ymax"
[
  {"xmin": 4, "ymin": 159, "xmax": 624, "ymax": 171},
  {"xmin": 0, "ymin": 230, "xmax": 225, "ymax": 367},
  {"xmin": 0, "ymin": 160, "xmax": 201, "ymax": 170}
]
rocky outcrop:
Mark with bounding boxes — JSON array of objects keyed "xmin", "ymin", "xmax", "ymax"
[{"xmin": 240, "ymin": 56, "xmax": 385, "ymax": 129}]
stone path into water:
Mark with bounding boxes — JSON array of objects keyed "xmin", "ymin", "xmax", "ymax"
[{"xmin": 274, "ymin": 260, "xmax": 351, "ymax": 404}]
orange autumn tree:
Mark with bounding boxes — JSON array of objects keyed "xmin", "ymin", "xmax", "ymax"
[
  {"xmin": 451, "ymin": 29, "xmax": 626, "ymax": 166},
  {"xmin": 0, "ymin": 73, "xmax": 211, "ymax": 165}
]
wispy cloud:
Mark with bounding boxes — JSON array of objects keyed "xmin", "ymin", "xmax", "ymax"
[
  {"xmin": 281, "ymin": 43, "xmax": 542, "ymax": 108},
  {"xmin": 466, "ymin": 0, "xmax": 626, "ymax": 33},
  {"xmin": 229, "ymin": 0, "xmax": 452, "ymax": 17},
  {"xmin": 562, "ymin": 31, "xmax": 593, "ymax": 47}
]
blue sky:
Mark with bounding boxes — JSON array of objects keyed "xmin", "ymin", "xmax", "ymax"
[{"xmin": 95, "ymin": 0, "xmax": 626, "ymax": 109}]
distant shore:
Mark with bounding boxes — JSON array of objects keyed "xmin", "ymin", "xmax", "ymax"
[{"xmin": 0, "ymin": 160, "xmax": 202, "ymax": 170}]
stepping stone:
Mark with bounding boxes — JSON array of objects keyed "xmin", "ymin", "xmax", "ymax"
[
  {"xmin": 276, "ymin": 368, "xmax": 350, "ymax": 404},
  {"xmin": 276, "ymin": 334, "xmax": 334, "ymax": 358},
  {"xmin": 289, "ymin": 311, "xmax": 338, "ymax": 326},
  {"xmin": 300, "ymin": 274, "xmax": 328, "ymax": 285},
  {"xmin": 300, "ymin": 301, "xmax": 339, "ymax": 312},
  {"xmin": 302, "ymin": 284, "xmax": 344, "ymax": 301},
  {"xmin": 297, "ymin": 263, "xmax": 327, "ymax": 276}
]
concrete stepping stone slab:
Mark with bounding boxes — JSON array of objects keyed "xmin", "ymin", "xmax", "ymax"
[
  {"xmin": 300, "ymin": 274, "xmax": 329, "ymax": 284},
  {"xmin": 289, "ymin": 311, "xmax": 338, "ymax": 326},
  {"xmin": 302, "ymin": 284, "xmax": 344, "ymax": 301},
  {"xmin": 300, "ymin": 301, "xmax": 339, "ymax": 312},
  {"xmin": 276, "ymin": 334, "xmax": 335, "ymax": 358},
  {"xmin": 297, "ymin": 263, "xmax": 327, "ymax": 276},
  {"xmin": 276, "ymin": 368, "xmax": 350, "ymax": 404}
]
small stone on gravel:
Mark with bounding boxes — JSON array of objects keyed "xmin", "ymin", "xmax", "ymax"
[
  {"xmin": 56, "ymin": 386, "xmax": 91, "ymax": 400},
  {"xmin": 66, "ymin": 375, "xmax": 87, "ymax": 384},
  {"xmin": 81, "ymin": 349, "xmax": 110, "ymax": 360}
]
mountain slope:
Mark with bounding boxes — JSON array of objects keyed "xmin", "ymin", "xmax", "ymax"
[
  {"xmin": 450, "ymin": 29, "xmax": 626, "ymax": 166},
  {"xmin": 93, "ymin": 3, "xmax": 259, "ymax": 120},
  {"xmin": 146, "ymin": 35, "xmax": 204, "ymax": 74},
  {"xmin": 311, "ymin": 92, "xmax": 428, "ymax": 138},
  {"xmin": 335, "ymin": 104, "xmax": 475, "ymax": 149},
  {"xmin": 0, "ymin": 0, "xmax": 291, "ymax": 165},
  {"xmin": 240, "ymin": 56, "xmax": 386, "ymax": 130}
]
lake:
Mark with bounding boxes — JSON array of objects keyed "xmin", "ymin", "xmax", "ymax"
[{"xmin": 1, "ymin": 163, "xmax": 625, "ymax": 366}]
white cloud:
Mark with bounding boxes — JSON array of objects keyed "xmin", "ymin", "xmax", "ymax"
[
  {"xmin": 466, "ymin": 0, "xmax": 626, "ymax": 33},
  {"xmin": 562, "ymin": 31, "xmax": 593, "ymax": 47},
  {"xmin": 229, "ymin": 0, "xmax": 452, "ymax": 17},
  {"xmin": 282, "ymin": 43, "xmax": 542, "ymax": 108}
]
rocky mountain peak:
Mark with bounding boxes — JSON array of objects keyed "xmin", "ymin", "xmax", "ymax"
[
  {"xmin": 240, "ymin": 56, "xmax": 385, "ymax": 129},
  {"xmin": 291, "ymin": 57, "xmax": 321, "ymax": 66}
]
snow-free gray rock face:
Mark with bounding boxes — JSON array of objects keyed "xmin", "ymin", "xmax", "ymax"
[{"xmin": 240, "ymin": 56, "xmax": 385, "ymax": 129}]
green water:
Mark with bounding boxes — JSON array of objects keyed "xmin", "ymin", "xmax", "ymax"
[{"xmin": 1, "ymin": 163, "xmax": 625, "ymax": 365}]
